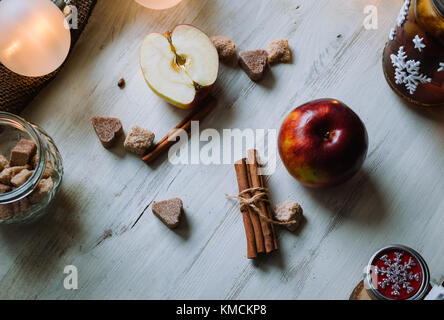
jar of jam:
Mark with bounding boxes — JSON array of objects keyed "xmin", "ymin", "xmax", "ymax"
[
  {"xmin": 382, "ymin": 0, "xmax": 444, "ymax": 107},
  {"xmin": 364, "ymin": 245, "xmax": 431, "ymax": 300},
  {"xmin": 0, "ymin": 112, "xmax": 63, "ymax": 224}
]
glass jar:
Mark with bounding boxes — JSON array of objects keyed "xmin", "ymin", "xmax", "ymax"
[
  {"xmin": 0, "ymin": 112, "xmax": 63, "ymax": 224},
  {"xmin": 364, "ymin": 245, "xmax": 431, "ymax": 300},
  {"xmin": 382, "ymin": 0, "xmax": 444, "ymax": 107}
]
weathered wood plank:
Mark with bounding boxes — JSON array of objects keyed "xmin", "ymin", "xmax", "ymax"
[{"xmin": 0, "ymin": 0, "xmax": 442, "ymax": 299}]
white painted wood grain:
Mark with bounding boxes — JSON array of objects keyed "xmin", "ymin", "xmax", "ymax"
[{"xmin": 0, "ymin": 0, "xmax": 443, "ymax": 299}]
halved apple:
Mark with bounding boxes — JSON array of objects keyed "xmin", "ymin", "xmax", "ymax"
[{"xmin": 140, "ymin": 25, "xmax": 219, "ymax": 109}]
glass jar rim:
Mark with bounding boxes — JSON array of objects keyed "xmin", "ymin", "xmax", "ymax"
[{"xmin": 0, "ymin": 112, "xmax": 47, "ymax": 204}]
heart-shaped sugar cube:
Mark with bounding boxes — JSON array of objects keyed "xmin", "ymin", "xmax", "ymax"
[{"xmin": 91, "ymin": 116, "xmax": 123, "ymax": 149}]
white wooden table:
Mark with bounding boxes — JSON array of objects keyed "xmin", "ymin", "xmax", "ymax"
[{"xmin": 0, "ymin": 0, "xmax": 443, "ymax": 300}]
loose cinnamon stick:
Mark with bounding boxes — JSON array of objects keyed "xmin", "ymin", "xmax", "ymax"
[
  {"xmin": 247, "ymin": 149, "xmax": 275, "ymax": 253},
  {"xmin": 142, "ymin": 96, "xmax": 217, "ymax": 164},
  {"xmin": 234, "ymin": 159, "xmax": 257, "ymax": 259},
  {"xmin": 156, "ymin": 104, "xmax": 204, "ymax": 146}
]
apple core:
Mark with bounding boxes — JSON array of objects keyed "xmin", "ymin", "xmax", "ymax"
[{"xmin": 140, "ymin": 25, "xmax": 219, "ymax": 109}]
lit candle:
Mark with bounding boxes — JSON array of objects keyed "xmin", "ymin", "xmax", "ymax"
[
  {"xmin": 0, "ymin": 0, "xmax": 71, "ymax": 77},
  {"xmin": 135, "ymin": 0, "xmax": 184, "ymax": 10}
]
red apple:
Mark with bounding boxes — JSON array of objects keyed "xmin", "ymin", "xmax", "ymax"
[{"xmin": 278, "ymin": 99, "xmax": 368, "ymax": 188}]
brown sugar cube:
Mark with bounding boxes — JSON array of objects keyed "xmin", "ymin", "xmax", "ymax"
[
  {"xmin": 0, "ymin": 184, "xmax": 11, "ymax": 194},
  {"xmin": 124, "ymin": 125, "xmax": 155, "ymax": 155},
  {"xmin": 10, "ymin": 165, "xmax": 31, "ymax": 176},
  {"xmin": 91, "ymin": 116, "xmax": 124, "ymax": 149},
  {"xmin": 267, "ymin": 39, "xmax": 291, "ymax": 64},
  {"xmin": 152, "ymin": 198, "xmax": 184, "ymax": 229},
  {"xmin": 9, "ymin": 139, "xmax": 37, "ymax": 167},
  {"xmin": 0, "ymin": 168, "xmax": 13, "ymax": 185},
  {"xmin": 0, "ymin": 155, "xmax": 9, "ymax": 171},
  {"xmin": 11, "ymin": 202, "xmax": 20, "ymax": 216},
  {"xmin": 31, "ymin": 154, "xmax": 53, "ymax": 178},
  {"xmin": 274, "ymin": 201, "xmax": 303, "ymax": 232},
  {"xmin": 238, "ymin": 50, "xmax": 268, "ymax": 81},
  {"xmin": 210, "ymin": 36, "xmax": 236, "ymax": 60},
  {"xmin": 31, "ymin": 153, "xmax": 38, "ymax": 169},
  {"xmin": 28, "ymin": 177, "xmax": 53, "ymax": 204},
  {"xmin": 10, "ymin": 169, "xmax": 34, "ymax": 187},
  {"xmin": 43, "ymin": 161, "xmax": 54, "ymax": 179},
  {"xmin": 20, "ymin": 197, "xmax": 30, "ymax": 211},
  {"xmin": 12, "ymin": 198, "xmax": 30, "ymax": 216},
  {"xmin": 0, "ymin": 165, "xmax": 31, "ymax": 185},
  {"xmin": 0, "ymin": 204, "xmax": 13, "ymax": 220}
]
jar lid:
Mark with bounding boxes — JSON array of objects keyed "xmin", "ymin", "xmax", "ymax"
[
  {"xmin": 433, "ymin": 0, "xmax": 444, "ymax": 17},
  {"xmin": 365, "ymin": 245, "xmax": 430, "ymax": 300}
]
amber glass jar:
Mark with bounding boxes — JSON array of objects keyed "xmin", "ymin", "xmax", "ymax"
[{"xmin": 383, "ymin": 0, "xmax": 444, "ymax": 106}]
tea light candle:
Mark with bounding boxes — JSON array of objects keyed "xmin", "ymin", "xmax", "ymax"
[
  {"xmin": 135, "ymin": 0, "xmax": 183, "ymax": 10},
  {"xmin": 0, "ymin": 0, "xmax": 71, "ymax": 77}
]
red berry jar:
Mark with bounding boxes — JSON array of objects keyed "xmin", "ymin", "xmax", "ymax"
[
  {"xmin": 364, "ymin": 245, "xmax": 430, "ymax": 300},
  {"xmin": 382, "ymin": 0, "xmax": 444, "ymax": 106}
]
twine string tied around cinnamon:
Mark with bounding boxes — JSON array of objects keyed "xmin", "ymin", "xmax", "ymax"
[{"xmin": 225, "ymin": 187, "xmax": 297, "ymax": 226}]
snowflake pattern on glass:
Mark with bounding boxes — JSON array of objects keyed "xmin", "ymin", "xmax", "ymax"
[
  {"xmin": 390, "ymin": 46, "xmax": 431, "ymax": 94},
  {"xmin": 397, "ymin": 0, "xmax": 411, "ymax": 27},
  {"xmin": 412, "ymin": 35, "xmax": 425, "ymax": 52},
  {"xmin": 376, "ymin": 252, "xmax": 420, "ymax": 297},
  {"xmin": 438, "ymin": 62, "xmax": 444, "ymax": 72},
  {"xmin": 389, "ymin": 28, "xmax": 396, "ymax": 41}
]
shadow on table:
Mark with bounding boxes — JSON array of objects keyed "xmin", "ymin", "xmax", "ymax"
[
  {"xmin": 0, "ymin": 187, "xmax": 82, "ymax": 297},
  {"xmin": 252, "ymin": 247, "xmax": 286, "ymax": 272},
  {"xmin": 397, "ymin": 96, "xmax": 444, "ymax": 171},
  {"xmin": 173, "ymin": 209, "xmax": 192, "ymax": 240},
  {"xmin": 305, "ymin": 170, "xmax": 387, "ymax": 228},
  {"xmin": 396, "ymin": 94, "xmax": 444, "ymax": 124}
]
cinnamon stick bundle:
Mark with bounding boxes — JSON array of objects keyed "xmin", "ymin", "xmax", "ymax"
[
  {"xmin": 142, "ymin": 96, "xmax": 217, "ymax": 164},
  {"xmin": 233, "ymin": 150, "xmax": 278, "ymax": 258}
]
